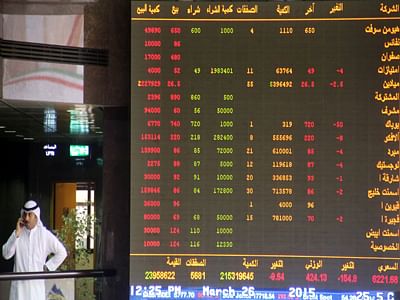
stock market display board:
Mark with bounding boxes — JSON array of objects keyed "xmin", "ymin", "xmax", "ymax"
[{"xmin": 130, "ymin": 1, "xmax": 400, "ymax": 299}]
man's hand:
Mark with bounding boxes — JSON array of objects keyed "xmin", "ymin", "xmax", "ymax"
[{"xmin": 16, "ymin": 218, "xmax": 24, "ymax": 237}]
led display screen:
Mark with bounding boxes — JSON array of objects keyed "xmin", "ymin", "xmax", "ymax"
[{"xmin": 130, "ymin": 2, "xmax": 400, "ymax": 299}]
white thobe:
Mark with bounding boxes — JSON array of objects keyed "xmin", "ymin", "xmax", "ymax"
[{"xmin": 2, "ymin": 225, "xmax": 67, "ymax": 300}]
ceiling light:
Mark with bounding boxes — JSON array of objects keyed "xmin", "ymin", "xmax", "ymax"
[{"xmin": 4, "ymin": 130, "xmax": 16, "ymax": 133}]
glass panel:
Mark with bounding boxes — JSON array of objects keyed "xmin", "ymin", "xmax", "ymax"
[
  {"xmin": 3, "ymin": 59, "xmax": 83, "ymax": 103},
  {"xmin": 0, "ymin": 277, "xmax": 105, "ymax": 300},
  {"xmin": 75, "ymin": 277, "xmax": 96, "ymax": 300},
  {"xmin": 3, "ymin": 14, "xmax": 83, "ymax": 47},
  {"xmin": 46, "ymin": 278, "xmax": 75, "ymax": 299},
  {"xmin": 0, "ymin": 281, "xmax": 11, "ymax": 300}
]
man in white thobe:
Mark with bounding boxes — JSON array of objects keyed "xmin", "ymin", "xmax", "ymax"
[{"xmin": 2, "ymin": 200, "xmax": 67, "ymax": 300}]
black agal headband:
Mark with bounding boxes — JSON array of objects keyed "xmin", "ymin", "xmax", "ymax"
[{"xmin": 23, "ymin": 203, "xmax": 39, "ymax": 211}]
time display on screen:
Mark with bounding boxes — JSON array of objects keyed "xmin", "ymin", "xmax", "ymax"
[{"xmin": 130, "ymin": 1, "xmax": 399, "ymax": 299}]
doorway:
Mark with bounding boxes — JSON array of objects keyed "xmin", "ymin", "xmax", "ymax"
[
  {"xmin": 54, "ymin": 182, "xmax": 96, "ymax": 265},
  {"xmin": 54, "ymin": 181, "xmax": 96, "ymax": 299}
]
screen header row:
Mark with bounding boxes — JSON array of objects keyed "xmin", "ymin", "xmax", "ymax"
[{"xmin": 132, "ymin": 1, "xmax": 400, "ymax": 20}]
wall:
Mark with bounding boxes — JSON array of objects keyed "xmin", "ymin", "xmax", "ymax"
[
  {"xmin": 54, "ymin": 182, "xmax": 77, "ymax": 230},
  {"xmin": 0, "ymin": 142, "xmax": 29, "ymax": 272},
  {"xmin": 84, "ymin": 0, "xmax": 130, "ymax": 298},
  {"xmin": 98, "ymin": 107, "xmax": 130, "ymax": 300}
]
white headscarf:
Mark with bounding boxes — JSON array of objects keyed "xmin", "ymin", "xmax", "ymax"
[{"xmin": 20, "ymin": 200, "xmax": 43, "ymax": 227}]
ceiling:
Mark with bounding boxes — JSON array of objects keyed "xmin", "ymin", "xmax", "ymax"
[{"xmin": 0, "ymin": 98, "xmax": 103, "ymax": 143}]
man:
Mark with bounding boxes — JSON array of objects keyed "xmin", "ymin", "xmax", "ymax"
[{"xmin": 2, "ymin": 200, "xmax": 67, "ymax": 300}]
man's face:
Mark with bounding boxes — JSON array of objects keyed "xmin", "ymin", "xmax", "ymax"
[{"xmin": 22, "ymin": 212, "xmax": 38, "ymax": 230}]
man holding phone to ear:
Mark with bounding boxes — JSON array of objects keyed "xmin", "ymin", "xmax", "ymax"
[{"xmin": 2, "ymin": 200, "xmax": 67, "ymax": 300}]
